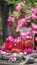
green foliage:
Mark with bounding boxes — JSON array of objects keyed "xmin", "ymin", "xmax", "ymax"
[
  {"xmin": 5, "ymin": 0, "xmax": 37, "ymax": 17},
  {"xmin": 5, "ymin": 0, "xmax": 16, "ymax": 4},
  {"xmin": 25, "ymin": 0, "xmax": 36, "ymax": 7},
  {"xmin": 5, "ymin": 0, "xmax": 37, "ymax": 6},
  {"xmin": 5, "ymin": 0, "xmax": 37, "ymax": 16},
  {"xmin": 5, "ymin": 0, "xmax": 23, "ymax": 5}
]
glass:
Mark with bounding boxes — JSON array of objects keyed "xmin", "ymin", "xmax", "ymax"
[{"xmin": 20, "ymin": 27, "xmax": 34, "ymax": 50}]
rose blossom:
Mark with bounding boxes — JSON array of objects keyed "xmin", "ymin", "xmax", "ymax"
[
  {"xmin": 16, "ymin": 18, "xmax": 28, "ymax": 32},
  {"xmin": 23, "ymin": 48, "xmax": 33, "ymax": 54},
  {"xmin": 1, "ymin": 45, "xmax": 6, "ymax": 51},
  {"xmin": 23, "ymin": 49, "xmax": 27, "ymax": 55},
  {"xmin": 32, "ymin": 24, "xmax": 37, "ymax": 29},
  {"xmin": 25, "ymin": 13, "xmax": 30, "ymax": 20},
  {"xmin": 18, "ymin": 18, "xmax": 28, "ymax": 26},
  {"xmin": 19, "ymin": 1, "xmax": 25, "ymax": 6},
  {"xmin": 32, "ymin": 30, "xmax": 37, "ymax": 34},
  {"xmin": 6, "ymin": 36, "xmax": 14, "ymax": 42},
  {"xmin": 8, "ymin": 17, "xmax": 14, "ymax": 22},
  {"xmin": 31, "ymin": 8, "xmax": 36, "ymax": 13},
  {"xmin": 5, "ymin": 36, "xmax": 14, "ymax": 50},
  {"xmin": 35, "ymin": 37, "xmax": 37, "ymax": 41},
  {"xmin": 20, "ymin": 33, "xmax": 26, "ymax": 40},
  {"xmin": 0, "ymin": 51, "xmax": 6, "ymax": 55},
  {"xmin": 30, "ymin": 14, "xmax": 37, "ymax": 20},
  {"xmin": 15, "ymin": 1, "xmax": 25, "ymax": 11},
  {"xmin": 27, "ymin": 48, "xmax": 33, "ymax": 54},
  {"xmin": 9, "ymin": 57, "xmax": 16, "ymax": 62},
  {"xmin": 31, "ymin": 7, "xmax": 37, "ymax": 20},
  {"xmin": 14, "ymin": 15, "xmax": 19, "ymax": 19},
  {"xmin": 8, "ymin": 17, "xmax": 14, "ymax": 27},
  {"xmin": 16, "ymin": 26, "xmax": 20, "ymax": 32},
  {"xmin": 15, "ymin": 5, "xmax": 22, "ymax": 11},
  {"xmin": 31, "ymin": 7, "xmax": 37, "ymax": 14}
]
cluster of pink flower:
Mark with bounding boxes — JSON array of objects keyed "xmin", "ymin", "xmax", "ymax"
[
  {"xmin": 7, "ymin": 1, "xmax": 28, "ymax": 32},
  {"xmin": 9, "ymin": 57, "xmax": 16, "ymax": 62},
  {"xmin": 7, "ymin": 17, "xmax": 14, "ymax": 27},
  {"xmin": 30, "ymin": 6, "xmax": 37, "ymax": 41},
  {"xmin": 16, "ymin": 18, "xmax": 28, "ymax": 32},
  {"xmin": 21, "ymin": 31, "xmax": 32, "ymax": 40},
  {"xmin": 1, "ymin": 36, "xmax": 33, "ymax": 54},
  {"xmin": 2, "ymin": 36, "xmax": 23, "ymax": 52},
  {"xmin": 6, "ymin": 1, "xmax": 37, "ymax": 54},
  {"xmin": 8, "ymin": 17, "xmax": 28, "ymax": 32},
  {"xmin": 30, "ymin": 6, "xmax": 37, "ymax": 20},
  {"xmin": 15, "ymin": 1, "xmax": 25, "ymax": 12}
]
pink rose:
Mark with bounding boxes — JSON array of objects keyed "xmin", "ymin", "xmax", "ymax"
[
  {"xmin": 1, "ymin": 45, "xmax": 6, "ymax": 51},
  {"xmin": 18, "ymin": 18, "xmax": 28, "ymax": 27},
  {"xmin": 30, "ymin": 14, "xmax": 36, "ymax": 20},
  {"xmin": 26, "ymin": 36, "xmax": 32, "ymax": 39},
  {"xmin": 9, "ymin": 57, "xmax": 16, "ymax": 62},
  {"xmin": 32, "ymin": 7, "xmax": 37, "ymax": 14},
  {"xmin": 19, "ymin": 1, "xmax": 25, "ymax": 6},
  {"xmin": 6, "ymin": 36, "xmax": 14, "ymax": 42},
  {"xmin": 14, "ymin": 16, "xmax": 19, "ymax": 19},
  {"xmin": 31, "ymin": 7, "xmax": 37, "ymax": 20},
  {"xmin": 24, "ymin": 48, "xmax": 28, "ymax": 52},
  {"xmin": 31, "ymin": 8, "xmax": 36, "ymax": 13},
  {"xmin": 23, "ymin": 51, "xmax": 27, "ymax": 55},
  {"xmin": 16, "ymin": 27, "xmax": 20, "ymax": 32},
  {"xmin": 8, "ymin": 17, "xmax": 14, "ymax": 27},
  {"xmin": 23, "ymin": 48, "xmax": 33, "ymax": 54},
  {"xmin": 35, "ymin": 37, "xmax": 37, "ymax": 41},
  {"xmin": 32, "ymin": 24, "xmax": 37, "ymax": 29},
  {"xmin": 17, "ymin": 37, "xmax": 22, "ymax": 43},
  {"xmin": 15, "ymin": 5, "xmax": 22, "ymax": 11},
  {"xmin": 27, "ymin": 48, "xmax": 33, "ymax": 54},
  {"xmin": 20, "ymin": 33, "xmax": 26, "ymax": 40},
  {"xmin": 8, "ymin": 17, "xmax": 12, "ymax": 22},
  {"xmin": 8, "ymin": 17, "xmax": 14, "ymax": 22},
  {"xmin": 32, "ymin": 30, "xmax": 37, "ymax": 34},
  {"xmin": 23, "ymin": 49, "xmax": 27, "ymax": 55}
]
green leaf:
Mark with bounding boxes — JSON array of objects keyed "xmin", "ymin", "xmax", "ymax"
[
  {"xmin": 27, "ymin": 10, "xmax": 32, "ymax": 14},
  {"xmin": 34, "ymin": 2, "xmax": 37, "ymax": 6}
]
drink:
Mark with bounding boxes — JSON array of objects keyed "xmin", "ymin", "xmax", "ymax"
[{"xmin": 20, "ymin": 27, "xmax": 34, "ymax": 50}]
